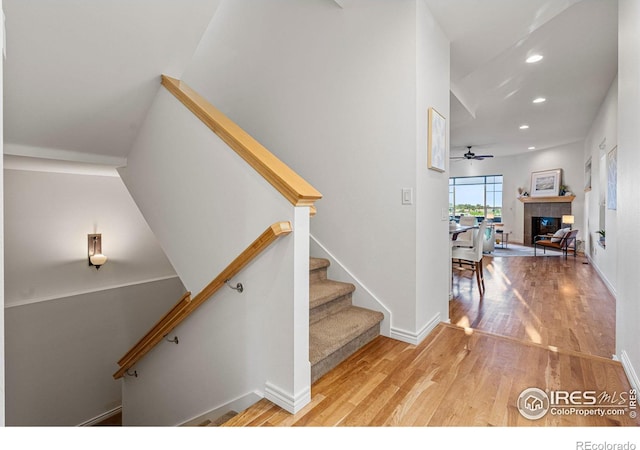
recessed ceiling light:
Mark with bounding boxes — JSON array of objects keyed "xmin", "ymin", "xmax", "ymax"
[
  {"xmin": 526, "ymin": 54, "xmax": 544, "ymax": 63},
  {"xmin": 533, "ymin": 97, "xmax": 546, "ymax": 104},
  {"xmin": 520, "ymin": 125, "xmax": 530, "ymax": 130},
  {"xmin": 528, "ymin": 146, "xmax": 536, "ymax": 150}
]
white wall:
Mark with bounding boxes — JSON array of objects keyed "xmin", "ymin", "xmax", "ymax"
[
  {"xmin": 450, "ymin": 141, "xmax": 585, "ymax": 246},
  {"xmin": 182, "ymin": 0, "xmax": 450, "ymax": 342},
  {"xmin": 4, "ymin": 277, "xmax": 184, "ymax": 426},
  {"xmin": 617, "ymin": 0, "xmax": 640, "ymax": 390},
  {"xmin": 2, "ymin": 166, "xmax": 185, "ymax": 425},
  {"xmin": 3, "ymin": 168, "xmax": 178, "ymax": 306},
  {"xmin": 583, "ymin": 77, "xmax": 617, "ymax": 293},
  {"xmin": 119, "ymin": 87, "xmax": 310, "ymax": 424},
  {"xmin": 1, "ymin": 0, "xmax": 5, "ymax": 425},
  {"xmin": 415, "ymin": 0, "xmax": 451, "ymax": 338}
]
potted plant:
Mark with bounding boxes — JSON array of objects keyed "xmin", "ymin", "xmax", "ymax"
[{"xmin": 597, "ymin": 230, "xmax": 605, "ymax": 243}]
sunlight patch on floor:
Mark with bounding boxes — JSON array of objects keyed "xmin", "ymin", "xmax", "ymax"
[
  {"xmin": 456, "ymin": 315, "xmax": 471, "ymax": 328},
  {"xmin": 512, "ymin": 288, "xmax": 542, "ymax": 326},
  {"xmin": 485, "ymin": 261, "xmax": 512, "ymax": 288},
  {"xmin": 525, "ymin": 324, "xmax": 542, "ymax": 343}
]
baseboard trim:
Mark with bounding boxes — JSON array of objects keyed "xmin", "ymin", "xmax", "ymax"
[
  {"xmin": 586, "ymin": 255, "xmax": 617, "ymax": 299},
  {"xmin": 310, "ymin": 234, "xmax": 392, "ymax": 337},
  {"xmin": 390, "ymin": 313, "xmax": 441, "ymax": 345},
  {"xmin": 620, "ymin": 350, "xmax": 640, "ymax": 393},
  {"xmin": 264, "ymin": 382, "xmax": 311, "ymax": 414},
  {"xmin": 77, "ymin": 406, "xmax": 122, "ymax": 427},
  {"xmin": 179, "ymin": 391, "xmax": 262, "ymax": 426}
]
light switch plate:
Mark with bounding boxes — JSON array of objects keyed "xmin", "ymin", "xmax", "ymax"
[{"xmin": 402, "ymin": 188, "xmax": 413, "ymax": 205}]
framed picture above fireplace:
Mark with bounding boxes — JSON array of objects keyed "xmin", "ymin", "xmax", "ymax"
[{"xmin": 530, "ymin": 169, "xmax": 562, "ymax": 197}]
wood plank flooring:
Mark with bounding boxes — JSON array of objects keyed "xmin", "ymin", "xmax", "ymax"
[
  {"xmin": 224, "ymin": 253, "xmax": 638, "ymax": 427},
  {"xmin": 451, "ymin": 253, "xmax": 615, "ymax": 358}
]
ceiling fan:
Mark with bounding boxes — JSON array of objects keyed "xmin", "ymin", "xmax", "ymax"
[{"xmin": 451, "ymin": 146, "xmax": 494, "ymax": 161}]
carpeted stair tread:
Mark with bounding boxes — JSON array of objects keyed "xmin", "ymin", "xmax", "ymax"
[
  {"xmin": 310, "ymin": 257, "xmax": 330, "ymax": 272},
  {"xmin": 310, "ymin": 279, "xmax": 355, "ymax": 310},
  {"xmin": 309, "ymin": 306, "xmax": 384, "ymax": 365}
]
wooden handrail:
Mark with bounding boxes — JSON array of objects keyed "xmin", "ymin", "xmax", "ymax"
[
  {"xmin": 161, "ymin": 75, "xmax": 322, "ymax": 210},
  {"xmin": 113, "ymin": 221, "xmax": 293, "ymax": 379}
]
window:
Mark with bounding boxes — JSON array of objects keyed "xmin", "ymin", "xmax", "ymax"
[{"xmin": 449, "ymin": 175, "xmax": 503, "ymax": 222}]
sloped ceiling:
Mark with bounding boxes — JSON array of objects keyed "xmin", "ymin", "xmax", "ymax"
[
  {"xmin": 3, "ymin": 0, "xmax": 618, "ymax": 163},
  {"xmin": 3, "ymin": 0, "xmax": 220, "ymax": 164},
  {"xmin": 425, "ymin": 0, "xmax": 618, "ymax": 158}
]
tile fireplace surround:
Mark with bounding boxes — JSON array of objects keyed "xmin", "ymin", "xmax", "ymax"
[{"xmin": 521, "ymin": 197, "xmax": 573, "ymax": 245}]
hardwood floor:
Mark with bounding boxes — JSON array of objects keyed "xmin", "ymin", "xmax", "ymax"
[
  {"xmin": 224, "ymin": 252, "xmax": 638, "ymax": 427},
  {"xmin": 451, "ymin": 253, "xmax": 616, "ymax": 359}
]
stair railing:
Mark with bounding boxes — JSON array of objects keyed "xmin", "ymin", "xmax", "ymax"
[
  {"xmin": 161, "ymin": 75, "xmax": 322, "ymax": 215},
  {"xmin": 113, "ymin": 221, "xmax": 293, "ymax": 379}
]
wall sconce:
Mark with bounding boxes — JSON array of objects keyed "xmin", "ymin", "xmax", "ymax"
[
  {"xmin": 88, "ymin": 234, "xmax": 108, "ymax": 270},
  {"xmin": 561, "ymin": 215, "xmax": 575, "ymax": 229}
]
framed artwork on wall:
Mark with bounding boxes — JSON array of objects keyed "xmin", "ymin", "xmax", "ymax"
[
  {"xmin": 530, "ymin": 169, "xmax": 562, "ymax": 197},
  {"xmin": 584, "ymin": 157, "xmax": 592, "ymax": 192},
  {"xmin": 428, "ymin": 107, "xmax": 446, "ymax": 172},
  {"xmin": 607, "ymin": 146, "xmax": 617, "ymax": 210}
]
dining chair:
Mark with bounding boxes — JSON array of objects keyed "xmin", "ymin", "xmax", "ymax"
[
  {"xmin": 453, "ymin": 215, "xmax": 477, "ymax": 248},
  {"xmin": 452, "ymin": 220, "xmax": 487, "ymax": 296}
]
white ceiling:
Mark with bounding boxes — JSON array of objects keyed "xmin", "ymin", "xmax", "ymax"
[
  {"xmin": 425, "ymin": 0, "xmax": 618, "ymax": 158},
  {"xmin": 3, "ymin": 0, "xmax": 618, "ymax": 163},
  {"xmin": 3, "ymin": 0, "xmax": 220, "ymax": 163}
]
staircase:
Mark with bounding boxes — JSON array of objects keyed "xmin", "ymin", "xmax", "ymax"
[{"xmin": 309, "ymin": 257, "xmax": 384, "ymax": 383}]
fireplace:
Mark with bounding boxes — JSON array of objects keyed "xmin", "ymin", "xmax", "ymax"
[
  {"xmin": 531, "ymin": 217, "xmax": 561, "ymax": 244},
  {"xmin": 522, "ymin": 200, "xmax": 572, "ymax": 246}
]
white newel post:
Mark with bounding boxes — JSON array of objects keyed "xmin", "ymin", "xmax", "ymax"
[{"xmin": 264, "ymin": 206, "xmax": 311, "ymax": 413}]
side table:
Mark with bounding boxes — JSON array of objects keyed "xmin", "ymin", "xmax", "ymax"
[{"xmin": 496, "ymin": 229, "xmax": 510, "ymax": 248}]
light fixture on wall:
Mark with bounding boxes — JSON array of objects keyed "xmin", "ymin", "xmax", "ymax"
[
  {"xmin": 561, "ymin": 215, "xmax": 575, "ymax": 230},
  {"xmin": 88, "ymin": 234, "xmax": 108, "ymax": 270}
]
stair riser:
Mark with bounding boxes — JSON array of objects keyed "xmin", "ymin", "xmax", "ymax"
[
  {"xmin": 311, "ymin": 323, "xmax": 380, "ymax": 384},
  {"xmin": 310, "ymin": 294, "xmax": 352, "ymax": 325},
  {"xmin": 309, "ymin": 267, "xmax": 328, "ymax": 283}
]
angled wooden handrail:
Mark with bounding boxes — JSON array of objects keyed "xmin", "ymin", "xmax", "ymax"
[
  {"xmin": 161, "ymin": 75, "xmax": 322, "ymax": 210},
  {"xmin": 113, "ymin": 221, "xmax": 293, "ymax": 379}
]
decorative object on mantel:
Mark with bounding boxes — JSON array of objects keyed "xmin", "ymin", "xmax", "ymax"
[
  {"xmin": 560, "ymin": 184, "xmax": 573, "ymax": 196},
  {"xmin": 530, "ymin": 168, "xmax": 562, "ymax": 197},
  {"xmin": 597, "ymin": 229, "xmax": 606, "ymax": 242}
]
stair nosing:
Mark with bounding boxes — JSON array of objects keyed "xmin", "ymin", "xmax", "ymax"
[
  {"xmin": 309, "ymin": 257, "xmax": 330, "ymax": 272},
  {"xmin": 309, "ymin": 279, "xmax": 355, "ymax": 310}
]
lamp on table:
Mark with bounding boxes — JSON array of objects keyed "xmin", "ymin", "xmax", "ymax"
[{"xmin": 561, "ymin": 215, "xmax": 574, "ymax": 230}]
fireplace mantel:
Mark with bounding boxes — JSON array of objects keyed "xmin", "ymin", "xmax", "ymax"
[{"xmin": 519, "ymin": 195, "xmax": 575, "ymax": 204}]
